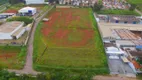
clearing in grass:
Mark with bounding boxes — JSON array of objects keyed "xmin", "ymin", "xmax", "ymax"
[{"xmin": 34, "ymin": 8, "xmax": 108, "ymax": 73}]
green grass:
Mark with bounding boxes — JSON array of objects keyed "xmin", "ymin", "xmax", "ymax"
[
  {"xmin": 126, "ymin": 0, "xmax": 142, "ymax": 5},
  {"xmin": 0, "ymin": 0, "xmax": 8, "ymax": 5},
  {"xmin": 96, "ymin": 9, "xmax": 140, "ymax": 16},
  {"xmin": 33, "ymin": 8, "xmax": 108, "ymax": 74},
  {"xmin": 8, "ymin": 3, "xmax": 25, "ymax": 10},
  {"xmin": 126, "ymin": 0, "xmax": 142, "ymax": 12},
  {"xmin": 0, "ymin": 46, "xmax": 27, "ymax": 69}
]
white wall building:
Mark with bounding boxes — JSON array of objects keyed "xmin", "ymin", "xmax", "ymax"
[
  {"xmin": 18, "ymin": 7, "xmax": 37, "ymax": 16},
  {"xmin": 0, "ymin": 21, "xmax": 25, "ymax": 40},
  {"xmin": 25, "ymin": 0, "xmax": 45, "ymax": 4}
]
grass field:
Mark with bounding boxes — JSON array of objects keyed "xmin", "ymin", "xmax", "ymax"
[
  {"xmin": 34, "ymin": 8, "xmax": 108, "ymax": 73},
  {"xmin": 126, "ymin": 0, "xmax": 142, "ymax": 4},
  {"xmin": 96, "ymin": 9, "xmax": 140, "ymax": 16},
  {"xmin": 0, "ymin": 46, "xmax": 26, "ymax": 69}
]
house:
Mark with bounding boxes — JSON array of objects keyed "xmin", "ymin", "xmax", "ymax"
[
  {"xmin": 25, "ymin": 0, "xmax": 45, "ymax": 4},
  {"xmin": 18, "ymin": 7, "xmax": 36, "ymax": 16},
  {"xmin": 0, "ymin": 21, "xmax": 25, "ymax": 40}
]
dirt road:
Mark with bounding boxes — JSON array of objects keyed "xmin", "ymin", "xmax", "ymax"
[{"xmin": 8, "ymin": 5, "xmax": 54, "ymax": 75}]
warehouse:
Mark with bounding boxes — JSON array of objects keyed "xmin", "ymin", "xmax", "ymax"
[
  {"xmin": 0, "ymin": 21, "xmax": 25, "ymax": 40},
  {"xmin": 98, "ymin": 23, "xmax": 142, "ymax": 41},
  {"xmin": 18, "ymin": 7, "xmax": 36, "ymax": 16}
]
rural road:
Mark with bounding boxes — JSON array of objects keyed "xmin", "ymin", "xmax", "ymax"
[{"xmin": 8, "ymin": 5, "xmax": 54, "ymax": 75}]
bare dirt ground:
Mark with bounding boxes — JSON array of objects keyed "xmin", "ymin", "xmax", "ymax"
[{"xmin": 93, "ymin": 75, "xmax": 138, "ymax": 80}]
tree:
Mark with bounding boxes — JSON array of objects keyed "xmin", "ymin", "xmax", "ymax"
[
  {"xmin": 129, "ymin": 4, "xmax": 136, "ymax": 11},
  {"xmin": 9, "ymin": 0, "xmax": 20, "ymax": 4},
  {"xmin": 92, "ymin": 3, "xmax": 103, "ymax": 12},
  {"xmin": 7, "ymin": 16, "xmax": 33, "ymax": 25}
]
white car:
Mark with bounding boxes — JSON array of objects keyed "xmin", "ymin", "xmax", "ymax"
[{"xmin": 109, "ymin": 56, "xmax": 119, "ymax": 59}]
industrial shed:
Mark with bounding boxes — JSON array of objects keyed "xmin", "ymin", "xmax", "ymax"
[
  {"xmin": 98, "ymin": 23, "xmax": 142, "ymax": 41},
  {"xmin": 0, "ymin": 21, "xmax": 25, "ymax": 40},
  {"xmin": 18, "ymin": 7, "xmax": 36, "ymax": 16}
]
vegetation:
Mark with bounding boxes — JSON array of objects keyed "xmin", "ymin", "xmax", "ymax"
[
  {"xmin": 137, "ymin": 4, "xmax": 142, "ymax": 12},
  {"xmin": 0, "ymin": 69, "xmax": 106, "ymax": 80},
  {"xmin": 0, "ymin": 46, "xmax": 27, "ymax": 69},
  {"xmin": 0, "ymin": 0, "xmax": 8, "ymax": 5},
  {"xmin": 126, "ymin": 0, "xmax": 142, "ymax": 5},
  {"xmin": 129, "ymin": 4, "xmax": 136, "ymax": 11},
  {"xmin": 0, "ymin": 70, "xmax": 36, "ymax": 80},
  {"xmin": 92, "ymin": 2, "xmax": 103, "ymax": 11},
  {"xmin": 96, "ymin": 9, "xmax": 140, "ymax": 15},
  {"xmin": 7, "ymin": 16, "xmax": 33, "ymax": 25},
  {"xmin": 8, "ymin": 0, "xmax": 25, "ymax": 4},
  {"xmin": 126, "ymin": 0, "xmax": 142, "ymax": 12},
  {"xmin": 34, "ymin": 8, "xmax": 108, "ymax": 78}
]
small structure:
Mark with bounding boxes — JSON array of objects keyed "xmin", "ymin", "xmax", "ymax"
[
  {"xmin": 43, "ymin": 18, "xmax": 49, "ymax": 22},
  {"xmin": 0, "ymin": 21, "xmax": 25, "ymax": 40},
  {"xmin": 0, "ymin": 13, "xmax": 16, "ymax": 19},
  {"xmin": 106, "ymin": 46, "xmax": 125, "ymax": 56},
  {"xmin": 18, "ymin": 7, "xmax": 36, "ymax": 16}
]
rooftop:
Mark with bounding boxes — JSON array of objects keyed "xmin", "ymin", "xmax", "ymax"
[
  {"xmin": 108, "ymin": 15, "xmax": 139, "ymax": 22},
  {"xmin": 0, "ymin": 13, "xmax": 16, "ymax": 16},
  {"xmin": 98, "ymin": 23, "xmax": 142, "ymax": 39},
  {"xmin": 19, "ymin": 7, "xmax": 36, "ymax": 11},
  {"xmin": 11, "ymin": 27, "xmax": 25, "ymax": 36},
  {"xmin": 116, "ymin": 40, "xmax": 136, "ymax": 46},
  {"xmin": 0, "ymin": 21, "xmax": 23, "ymax": 33}
]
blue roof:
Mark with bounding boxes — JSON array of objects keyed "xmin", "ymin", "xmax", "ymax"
[{"xmin": 136, "ymin": 46, "xmax": 142, "ymax": 49}]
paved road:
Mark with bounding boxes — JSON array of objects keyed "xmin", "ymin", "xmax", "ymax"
[{"xmin": 8, "ymin": 5, "xmax": 54, "ymax": 75}]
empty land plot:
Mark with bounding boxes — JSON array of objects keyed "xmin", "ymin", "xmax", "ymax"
[
  {"xmin": 34, "ymin": 8, "xmax": 108, "ymax": 72},
  {"xmin": 0, "ymin": 46, "xmax": 27, "ymax": 69}
]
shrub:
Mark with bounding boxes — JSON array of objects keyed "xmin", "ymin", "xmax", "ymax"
[{"xmin": 7, "ymin": 16, "xmax": 33, "ymax": 25}]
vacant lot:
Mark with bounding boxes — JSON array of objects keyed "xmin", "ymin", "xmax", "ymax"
[
  {"xmin": 0, "ymin": 46, "xmax": 26, "ymax": 69},
  {"xmin": 34, "ymin": 8, "xmax": 108, "ymax": 73}
]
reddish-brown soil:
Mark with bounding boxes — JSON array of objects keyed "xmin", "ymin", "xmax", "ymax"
[
  {"xmin": 41, "ymin": 8, "xmax": 95, "ymax": 48},
  {"xmin": 4, "ymin": 9, "xmax": 17, "ymax": 13}
]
